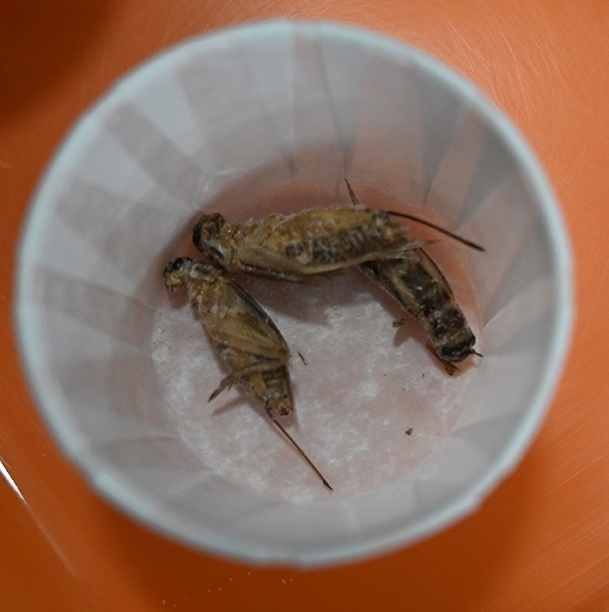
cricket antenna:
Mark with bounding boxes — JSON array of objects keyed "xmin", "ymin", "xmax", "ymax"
[
  {"xmin": 344, "ymin": 179, "xmax": 484, "ymax": 252},
  {"xmin": 386, "ymin": 210, "xmax": 485, "ymax": 252},
  {"xmin": 271, "ymin": 415, "xmax": 333, "ymax": 491}
]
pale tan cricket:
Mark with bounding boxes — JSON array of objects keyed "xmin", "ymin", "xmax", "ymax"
[
  {"xmin": 163, "ymin": 257, "xmax": 332, "ymax": 490},
  {"xmin": 192, "ymin": 205, "xmax": 428, "ymax": 282}
]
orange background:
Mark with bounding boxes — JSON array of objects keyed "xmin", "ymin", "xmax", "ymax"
[{"xmin": 1, "ymin": 1, "xmax": 607, "ymax": 610}]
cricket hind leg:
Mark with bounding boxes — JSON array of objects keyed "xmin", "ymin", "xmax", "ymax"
[
  {"xmin": 210, "ymin": 363, "xmax": 293, "ymax": 418},
  {"xmin": 208, "ymin": 374, "xmax": 239, "ymax": 402},
  {"xmin": 208, "ymin": 361, "xmax": 282, "ymax": 402},
  {"xmin": 392, "ymin": 313, "xmax": 417, "ymax": 327}
]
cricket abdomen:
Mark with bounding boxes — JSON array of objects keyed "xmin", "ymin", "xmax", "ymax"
[{"xmin": 246, "ymin": 366, "xmax": 294, "ymax": 418}]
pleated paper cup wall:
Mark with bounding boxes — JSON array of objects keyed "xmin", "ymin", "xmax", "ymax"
[{"xmin": 16, "ymin": 21, "xmax": 573, "ymax": 565}]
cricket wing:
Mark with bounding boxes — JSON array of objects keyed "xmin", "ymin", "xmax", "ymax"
[
  {"xmin": 212, "ymin": 279, "xmax": 290, "ymax": 361},
  {"xmin": 232, "ymin": 207, "xmax": 421, "ymax": 281},
  {"xmin": 360, "ymin": 252, "xmax": 424, "ymax": 320},
  {"xmin": 237, "ymin": 239, "xmax": 425, "ymax": 281}
]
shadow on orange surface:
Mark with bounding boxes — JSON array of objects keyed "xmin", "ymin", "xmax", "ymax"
[{"xmin": 0, "ymin": 0, "xmax": 114, "ymax": 125}]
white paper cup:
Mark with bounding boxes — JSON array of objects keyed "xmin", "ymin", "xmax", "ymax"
[{"xmin": 15, "ymin": 20, "xmax": 573, "ymax": 565}]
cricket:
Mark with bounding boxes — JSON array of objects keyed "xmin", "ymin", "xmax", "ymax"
[
  {"xmin": 344, "ymin": 182, "xmax": 482, "ymax": 370},
  {"xmin": 360, "ymin": 252, "xmax": 479, "ymax": 371},
  {"xmin": 192, "ymin": 207, "xmax": 426, "ymax": 282},
  {"xmin": 163, "ymin": 256, "xmax": 333, "ymax": 490}
]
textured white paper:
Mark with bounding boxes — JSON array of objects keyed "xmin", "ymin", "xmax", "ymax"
[{"xmin": 16, "ymin": 20, "xmax": 572, "ymax": 565}]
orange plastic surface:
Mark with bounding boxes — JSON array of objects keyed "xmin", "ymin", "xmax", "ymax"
[{"xmin": 1, "ymin": 1, "xmax": 608, "ymax": 610}]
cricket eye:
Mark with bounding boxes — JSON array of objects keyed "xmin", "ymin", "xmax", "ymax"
[{"xmin": 171, "ymin": 258, "xmax": 184, "ymax": 271}]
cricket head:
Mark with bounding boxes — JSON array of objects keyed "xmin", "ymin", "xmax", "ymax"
[
  {"xmin": 192, "ymin": 212, "xmax": 236, "ymax": 268},
  {"xmin": 163, "ymin": 257, "xmax": 193, "ymax": 291},
  {"xmin": 439, "ymin": 334, "xmax": 479, "ymax": 363}
]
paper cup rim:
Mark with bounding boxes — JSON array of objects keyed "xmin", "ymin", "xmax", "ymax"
[{"xmin": 14, "ymin": 19, "xmax": 574, "ymax": 565}]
